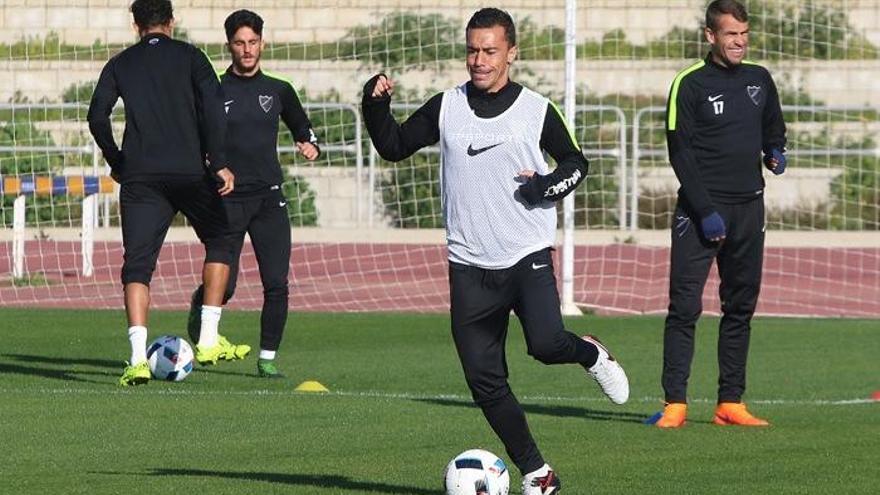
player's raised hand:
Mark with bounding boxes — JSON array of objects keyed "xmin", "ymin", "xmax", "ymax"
[
  {"xmin": 371, "ymin": 74, "xmax": 394, "ymax": 98},
  {"xmin": 296, "ymin": 141, "xmax": 319, "ymax": 161},
  {"xmin": 215, "ymin": 167, "xmax": 235, "ymax": 196}
]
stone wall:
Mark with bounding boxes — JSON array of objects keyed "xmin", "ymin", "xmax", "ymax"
[
  {"xmin": 3, "ymin": 1, "xmax": 877, "ymax": 104},
  {"xmin": 2, "ymin": 1, "xmax": 878, "ymax": 45}
]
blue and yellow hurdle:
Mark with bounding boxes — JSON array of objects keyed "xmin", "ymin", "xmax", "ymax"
[{"xmin": 0, "ymin": 175, "xmax": 115, "ymax": 196}]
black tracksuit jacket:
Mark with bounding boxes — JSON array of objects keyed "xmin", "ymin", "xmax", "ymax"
[
  {"xmin": 87, "ymin": 33, "xmax": 227, "ymax": 183},
  {"xmin": 666, "ymin": 53, "xmax": 786, "ymax": 218},
  {"xmin": 219, "ymin": 68, "xmax": 318, "ymax": 198}
]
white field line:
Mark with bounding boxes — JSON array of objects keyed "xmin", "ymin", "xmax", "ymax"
[{"xmin": 0, "ymin": 387, "xmax": 876, "ymax": 406}]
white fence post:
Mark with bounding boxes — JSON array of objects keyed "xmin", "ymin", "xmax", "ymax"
[
  {"xmin": 368, "ymin": 145, "xmax": 377, "ymax": 228},
  {"xmin": 81, "ymin": 193, "xmax": 96, "ymax": 276},
  {"xmin": 561, "ymin": 0, "xmax": 582, "ymax": 316},
  {"xmin": 12, "ymin": 195, "xmax": 26, "ymax": 278},
  {"xmin": 92, "ymin": 140, "xmax": 111, "ymax": 228}
]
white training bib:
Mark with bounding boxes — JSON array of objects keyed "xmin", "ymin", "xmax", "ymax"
[{"xmin": 439, "ymin": 83, "xmax": 556, "ymax": 269}]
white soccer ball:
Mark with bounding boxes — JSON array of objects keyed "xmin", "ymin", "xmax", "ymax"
[
  {"xmin": 146, "ymin": 335, "xmax": 194, "ymax": 381},
  {"xmin": 444, "ymin": 449, "xmax": 510, "ymax": 495}
]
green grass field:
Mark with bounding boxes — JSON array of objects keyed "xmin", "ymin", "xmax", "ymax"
[{"xmin": 1, "ymin": 308, "xmax": 877, "ymax": 494}]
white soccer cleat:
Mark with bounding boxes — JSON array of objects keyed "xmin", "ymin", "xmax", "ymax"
[
  {"xmin": 582, "ymin": 335, "xmax": 629, "ymax": 405},
  {"xmin": 521, "ymin": 463, "xmax": 561, "ymax": 495}
]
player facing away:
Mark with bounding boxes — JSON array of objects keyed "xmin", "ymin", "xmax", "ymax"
[
  {"xmin": 87, "ymin": 0, "xmax": 250, "ymax": 386},
  {"xmin": 656, "ymin": 0, "xmax": 787, "ymax": 428},
  {"xmin": 186, "ymin": 9, "xmax": 320, "ymax": 378},
  {"xmin": 361, "ymin": 8, "xmax": 628, "ymax": 494}
]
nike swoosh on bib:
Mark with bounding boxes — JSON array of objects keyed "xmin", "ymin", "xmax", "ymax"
[{"xmin": 467, "ymin": 142, "xmax": 502, "ymax": 156}]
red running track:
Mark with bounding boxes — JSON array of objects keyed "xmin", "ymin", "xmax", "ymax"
[{"xmin": 1, "ymin": 241, "xmax": 878, "ymax": 317}]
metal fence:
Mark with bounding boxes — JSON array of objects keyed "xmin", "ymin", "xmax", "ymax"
[
  {"xmin": 2, "ymin": 102, "xmax": 877, "ymax": 278},
  {"xmin": 629, "ymin": 105, "xmax": 880, "ymax": 229}
]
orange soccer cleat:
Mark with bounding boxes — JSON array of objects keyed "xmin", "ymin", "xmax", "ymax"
[
  {"xmin": 655, "ymin": 403, "xmax": 688, "ymax": 428},
  {"xmin": 713, "ymin": 402, "xmax": 770, "ymax": 426}
]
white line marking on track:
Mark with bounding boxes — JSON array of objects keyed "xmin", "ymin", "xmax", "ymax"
[{"xmin": 0, "ymin": 388, "xmax": 875, "ymax": 406}]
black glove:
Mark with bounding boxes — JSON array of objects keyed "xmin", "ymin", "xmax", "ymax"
[{"xmin": 518, "ymin": 174, "xmax": 547, "ymax": 205}]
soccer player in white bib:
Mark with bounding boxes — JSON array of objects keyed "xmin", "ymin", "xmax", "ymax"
[{"xmin": 362, "ymin": 8, "xmax": 629, "ymax": 494}]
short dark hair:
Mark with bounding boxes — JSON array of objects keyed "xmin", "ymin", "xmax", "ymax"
[
  {"xmin": 225, "ymin": 9, "xmax": 264, "ymax": 41},
  {"xmin": 466, "ymin": 8, "xmax": 516, "ymax": 47},
  {"xmin": 706, "ymin": 0, "xmax": 748, "ymax": 31},
  {"xmin": 130, "ymin": 0, "xmax": 173, "ymax": 31}
]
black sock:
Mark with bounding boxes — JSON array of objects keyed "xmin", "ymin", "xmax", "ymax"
[
  {"xmin": 477, "ymin": 391, "xmax": 545, "ymax": 475},
  {"xmin": 578, "ymin": 337, "xmax": 600, "ymax": 369}
]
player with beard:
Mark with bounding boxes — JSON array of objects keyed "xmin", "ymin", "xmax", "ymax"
[{"xmin": 186, "ymin": 9, "xmax": 320, "ymax": 378}]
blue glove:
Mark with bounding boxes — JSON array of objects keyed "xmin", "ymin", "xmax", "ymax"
[
  {"xmin": 763, "ymin": 148, "xmax": 786, "ymax": 175},
  {"xmin": 701, "ymin": 212, "xmax": 726, "ymax": 241}
]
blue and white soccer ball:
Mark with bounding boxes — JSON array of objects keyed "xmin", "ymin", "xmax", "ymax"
[
  {"xmin": 444, "ymin": 449, "xmax": 510, "ymax": 495},
  {"xmin": 146, "ymin": 335, "xmax": 194, "ymax": 381}
]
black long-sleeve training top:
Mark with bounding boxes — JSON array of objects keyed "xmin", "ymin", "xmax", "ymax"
[
  {"xmin": 87, "ymin": 33, "xmax": 227, "ymax": 183},
  {"xmin": 666, "ymin": 53, "xmax": 787, "ymax": 218},
  {"xmin": 219, "ymin": 68, "xmax": 319, "ymax": 197},
  {"xmin": 361, "ymin": 76, "xmax": 589, "ymax": 203}
]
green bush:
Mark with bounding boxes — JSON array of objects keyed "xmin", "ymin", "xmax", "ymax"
[
  {"xmin": 62, "ymin": 81, "xmax": 97, "ymax": 104},
  {"xmin": 747, "ymin": 0, "xmax": 879, "ymax": 60},
  {"xmin": 1, "ymin": 31, "xmax": 118, "ymax": 61},
  {"xmin": 636, "ymin": 188, "xmax": 677, "ymax": 230},
  {"xmin": 221, "ymin": 13, "xmax": 569, "ymax": 65},
  {"xmin": 829, "ymin": 136, "xmax": 880, "ymax": 230},
  {"xmin": 337, "ymin": 12, "xmax": 460, "ymax": 68},
  {"xmin": 647, "ymin": 0, "xmax": 879, "ymax": 60},
  {"xmin": 380, "ymin": 154, "xmax": 442, "ymax": 228},
  {"xmin": 7, "ymin": 4, "xmax": 875, "ymax": 62},
  {"xmin": 570, "ymin": 101, "xmax": 624, "ymax": 228},
  {"xmin": 0, "ymin": 106, "xmax": 81, "ymax": 228},
  {"xmin": 283, "ymin": 174, "xmax": 319, "ymax": 227},
  {"xmin": 569, "ymin": 157, "xmax": 621, "ymax": 228},
  {"xmin": 766, "ymin": 201, "xmax": 832, "ymax": 230},
  {"xmin": 517, "ymin": 19, "xmax": 567, "ymax": 60}
]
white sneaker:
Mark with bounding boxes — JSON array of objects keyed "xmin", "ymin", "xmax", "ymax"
[
  {"xmin": 521, "ymin": 464, "xmax": 561, "ymax": 495},
  {"xmin": 582, "ymin": 335, "xmax": 629, "ymax": 404}
]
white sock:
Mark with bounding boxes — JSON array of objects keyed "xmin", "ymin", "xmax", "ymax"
[
  {"xmin": 525, "ymin": 463, "xmax": 551, "ymax": 479},
  {"xmin": 128, "ymin": 326, "xmax": 147, "ymax": 365},
  {"xmin": 198, "ymin": 305, "xmax": 222, "ymax": 348},
  {"xmin": 259, "ymin": 350, "xmax": 276, "ymax": 360}
]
